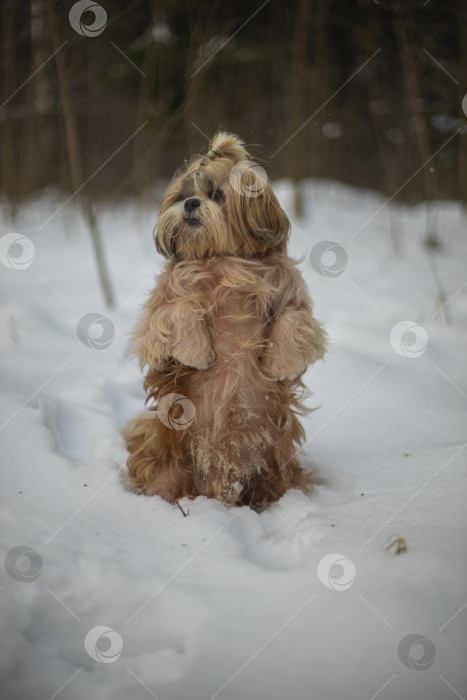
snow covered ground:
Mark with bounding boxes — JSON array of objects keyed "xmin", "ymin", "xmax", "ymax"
[{"xmin": 1, "ymin": 181, "xmax": 466, "ymax": 700}]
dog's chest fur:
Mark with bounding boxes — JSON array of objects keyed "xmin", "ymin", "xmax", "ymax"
[
  {"xmin": 162, "ymin": 255, "xmax": 284, "ymax": 438},
  {"xmin": 169, "ymin": 254, "xmax": 284, "ymax": 361}
]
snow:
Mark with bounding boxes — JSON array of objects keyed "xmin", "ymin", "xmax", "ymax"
[{"xmin": 1, "ymin": 182, "xmax": 466, "ymax": 700}]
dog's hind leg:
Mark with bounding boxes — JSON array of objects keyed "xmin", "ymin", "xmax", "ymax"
[{"xmin": 124, "ymin": 411, "xmax": 195, "ymax": 501}]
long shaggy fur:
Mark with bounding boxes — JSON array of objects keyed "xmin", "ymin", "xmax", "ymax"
[{"xmin": 124, "ymin": 132, "xmax": 326, "ymax": 511}]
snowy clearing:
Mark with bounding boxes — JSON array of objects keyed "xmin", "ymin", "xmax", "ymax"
[{"xmin": 1, "ymin": 182, "xmax": 466, "ymax": 700}]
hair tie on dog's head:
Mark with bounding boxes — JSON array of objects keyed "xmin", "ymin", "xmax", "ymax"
[{"xmin": 199, "ymin": 149, "xmax": 219, "ymax": 168}]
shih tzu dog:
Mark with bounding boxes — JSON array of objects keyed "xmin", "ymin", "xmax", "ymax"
[{"xmin": 124, "ymin": 132, "xmax": 326, "ymax": 511}]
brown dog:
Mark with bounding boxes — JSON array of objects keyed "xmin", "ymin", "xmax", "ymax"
[{"xmin": 124, "ymin": 132, "xmax": 326, "ymax": 511}]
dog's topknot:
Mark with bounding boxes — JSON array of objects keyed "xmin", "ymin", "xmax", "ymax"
[{"xmin": 208, "ymin": 132, "xmax": 250, "ymax": 163}]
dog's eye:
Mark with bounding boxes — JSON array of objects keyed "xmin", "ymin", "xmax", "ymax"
[
  {"xmin": 208, "ymin": 189, "xmax": 223, "ymax": 202},
  {"xmin": 177, "ymin": 193, "xmax": 185, "ymax": 201}
]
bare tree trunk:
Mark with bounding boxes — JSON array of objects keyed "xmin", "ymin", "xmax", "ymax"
[
  {"xmin": 393, "ymin": 13, "xmax": 439, "ymax": 247},
  {"xmin": 131, "ymin": 0, "xmax": 157, "ymax": 197},
  {"xmin": 46, "ymin": 0, "xmax": 114, "ymax": 308},
  {"xmin": 287, "ymin": 0, "xmax": 314, "ymax": 219},
  {"xmin": 367, "ymin": 13, "xmax": 402, "ymax": 254},
  {"xmin": 1, "ymin": 3, "xmax": 17, "ymax": 217},
  {"xmin": 309, "ymin": 0, "xmax": 330, "ymax": 181},
  {"xmin": 459, "ymin": 0, "xmax": 467, "ymax": 209},
  {"xmin": 182, "ymin": 3, "xmax": 208, "ymax": 147},
  {"xmin": 18, "ymin": 0, "xmax": 43, "ymax": 202}
]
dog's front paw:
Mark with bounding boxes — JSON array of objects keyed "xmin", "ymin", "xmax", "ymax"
[
  {"xmin": 138, "ymin": 334, "xmax": 170, "ymax": 370},
  {"xmin": 172, "ymin": 329, "xmax": 214, "ymax": 369},
  {"xmin": 263, "ymin": 355, "xmax": 306, "ymax": 381},
  {"xmin": 261, "ymin": 342, "xmax": 308, "ymax": 381},
  {"xmin": 275, "ymin": 366, "xmax": 306, "ymax": 381}
]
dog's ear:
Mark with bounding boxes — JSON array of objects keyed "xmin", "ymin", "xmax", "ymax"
[{"xmin": 227, "ymin": 175, "xmax": 290, "ymax": 254}]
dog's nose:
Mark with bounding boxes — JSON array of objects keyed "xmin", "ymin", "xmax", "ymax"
[{"xmin": 184, "ymin": 198, "xmax": 200, "ymax": 213}]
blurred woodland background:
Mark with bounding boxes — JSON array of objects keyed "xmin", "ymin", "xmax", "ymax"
[{"xmin": 0, "ymin": 0, "xmax": 465, "ymax": 211}]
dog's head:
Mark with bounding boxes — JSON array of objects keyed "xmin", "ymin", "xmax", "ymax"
[{"xmin": 154, "ymin": 132, "xmax": 290, "ymax": 261}]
